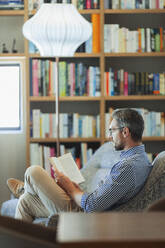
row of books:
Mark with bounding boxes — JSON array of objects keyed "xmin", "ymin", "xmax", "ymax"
[
  {"xmin": 104, "ymin": 0, "xmax": 165, "ymax": 9},
  {"xmin": 32, "ymin": 109, "xmax": 100, "ymax": 138},
  {"xmin": 104, "ymin": 69, "xmax": 165, "ymax": 96},
  {"xmin": 30, "ymin": 59, "xmax": 101, "ymax": 97},
  {"xmin": 104, "ymin": 25, "xmax": 165, "ymax": 53},
  {"xmin": 28, "ymin": 0, "xmax": 100, "ymax": 11},
  {"xmin": 0, "ymin": 0, "xmax": 23, "ymax": 9},
  {"xmin": 105, "ymin": 108, "xmax": 165, "ymax": 138},
  {"xmin": 30, "ymin": 142, "xmax": 94, "ymax": 173}
]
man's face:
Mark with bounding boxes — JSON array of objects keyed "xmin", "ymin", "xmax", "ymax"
[{"xmin": 109, "ymin": 119, "xmax": 125, "ymax": 151}]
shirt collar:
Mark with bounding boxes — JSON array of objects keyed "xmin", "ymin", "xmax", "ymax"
[{"xmin": 120, "ymin": 144, "xmax": 145, "ymax": 159}]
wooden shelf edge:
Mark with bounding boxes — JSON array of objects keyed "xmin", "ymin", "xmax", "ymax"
[
  {"xmin": 104, "ymin": 9, "xmax": 165, "ymax": 14},
  {"xmin": 0, "ymin": 10, "xmax": 24, "ymax": 15},
  {"xmin": 30, "ymin": 96, "xmax": 165, "ymax": 102},
  {"xmin": 105, "ymin": 52, "xmax": 165, "ymax": 57},
  {"xmin": 143, "ymin": 137, "xmax": 165, "ymax": 141},
  {"xmin": 79, "ymin": 9, "xmax": 101, "ymax": 14},
  {"xmin": 104, "ymin": 95, "xmax": 165, "ymax": 101},
  {"xmin": 28, "ymin": 53, "xmax": 101, "ymax": 58},
  {"xmin": 30, "ymin": 138, "xmax": 101, "ymax": 143},
  {"xmin": 0, "ymin": 53, "xmax": 25, "ymax": 57},
  {"xmin": 105, "ymin": 137, "xmax": 165, "ymax": 142},
  {"xmin": 30, "ymin": 96, "xmax": 101, "ymax": 102}
]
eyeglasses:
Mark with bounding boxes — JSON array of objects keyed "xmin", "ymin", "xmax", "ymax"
[{"xmin": 109, "ymin": 127, "xmax": 124, "ymax": 136}]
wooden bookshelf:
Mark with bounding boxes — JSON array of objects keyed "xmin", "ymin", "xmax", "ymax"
[{"xmin": 3, "ymin": 1, "xmax": 165, "ymax": 166}]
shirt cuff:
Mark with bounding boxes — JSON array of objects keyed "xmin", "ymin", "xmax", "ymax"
[{"xmin": 81, "ymin": 192, "xmax": 89, "ymax": 210}]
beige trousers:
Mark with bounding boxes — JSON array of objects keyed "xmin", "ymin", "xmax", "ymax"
[{"xmin": 15, "ymin": 166, "xmax": 81, "ymax": 222}]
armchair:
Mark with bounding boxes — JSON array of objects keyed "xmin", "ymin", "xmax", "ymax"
[{"xmin": 1, "ymin": 143, "xmax": 165, "ymax": 227}]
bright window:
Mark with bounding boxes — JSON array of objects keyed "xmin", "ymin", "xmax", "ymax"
[{"xmin": 0, "ymin": 62, "xmax": 22, "ymax": 132}]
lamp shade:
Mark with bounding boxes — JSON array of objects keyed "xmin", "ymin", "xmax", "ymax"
[{"xmin": 23, "ymin": 3, "xmax": 92, "ymax": 57}]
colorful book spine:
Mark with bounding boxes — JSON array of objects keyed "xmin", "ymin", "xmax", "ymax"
[{"xmin": 91, "ymin": 14, "xmax": 100, "ymax": 53}]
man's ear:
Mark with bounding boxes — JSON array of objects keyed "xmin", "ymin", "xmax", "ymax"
[{"xmin": 122, "ymin": 127, "xmax": 129, "ymax": 138}]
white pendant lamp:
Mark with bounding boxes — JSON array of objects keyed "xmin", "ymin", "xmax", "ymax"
[{"xmin": 23, "ymin": 4, "xmax": 92, "ymax": 156}]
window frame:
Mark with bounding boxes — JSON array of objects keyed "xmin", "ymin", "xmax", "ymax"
[{"xmin": 0, "ymin": 58, "xmax": 24, "ymax": 134}]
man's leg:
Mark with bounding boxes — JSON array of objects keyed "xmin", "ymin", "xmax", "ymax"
[
  {"xmin": 15, "ymin": 165, "xmax": 80, "ymax": 222},
  {"xmin": 15, "ymin": 192, "xmax": 50, "ymax": 222}
]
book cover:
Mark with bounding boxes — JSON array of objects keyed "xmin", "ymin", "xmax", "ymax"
[
  {"xmin": 159, "ymin": 73, "xmax": 165, "ymax": 95},
  {"xmin": 91, "ymin": 14, "xmax": 100, "ymax": 53},
  {"xmin": 32, "ymin": 109, "xmax": 41, "ymax": 138},
  {"xmin": 138, "ymin": 28, "xmax": 142, "ymax": 53},
  {"xmin": 150, "ymin": 28, "xmax": 155, "ymax": 52},
  {"xmin": 49, "ymin": 153, "xmax": 85, "ymax": 184},
  {"xmin": 160, "ymin": 27, "xmax": 163, "ymax": 52},
  {"xmin": 32, "ymin": 59, "xmax": 39, "ymax": 96}
]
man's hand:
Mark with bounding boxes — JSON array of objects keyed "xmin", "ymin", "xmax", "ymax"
[{"xmin": 53, "ymin": 168, "xmax": 84, "ymax": 207}]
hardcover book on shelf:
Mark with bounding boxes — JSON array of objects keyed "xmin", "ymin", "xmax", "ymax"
[
  {"xmin": 0, "ymin": 0, "xmax": 24, "ymax": 9},
  {"xmin": 30, "ymin": 143, "xmax": 43, "ymax": 166},
  {"xmin": 49, "ymin": 153, "xmax": 85, "ymax": 184},
  {"xmin": 32, "ymin": 109, "xmax": 40, "ymax": 138},
  {"xmin": 92, "ymin": 13, "xmax": 100, "ymax": 53}
]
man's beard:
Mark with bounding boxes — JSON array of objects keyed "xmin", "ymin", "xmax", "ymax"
[{"xmin": 114, "ymin": 142, "xmax": 124, "ymax": 151}]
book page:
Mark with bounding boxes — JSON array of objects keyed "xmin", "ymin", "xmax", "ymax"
[
  {"xmin": 49, "ymin": 157, "xmax": 64, "ymax": 173},
  {"xmin": 49, "ymin": 153, "xmax": 85, "ymax": 184}
]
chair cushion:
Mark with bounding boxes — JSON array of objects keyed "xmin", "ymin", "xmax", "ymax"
[
  {"xmin": 113, "ymin": 151, "xmax": 165, "ymax": 212},
  {"xmin": 80, "ymin": 142, "xmax": 120, "ymax": 192},
  {"xmin": 1, "ymin": 199, "xmax": 18, "ymax": 217},
  {"xmin": 1, "ymin": 199, "xmax": 49, "ymax": 226}
]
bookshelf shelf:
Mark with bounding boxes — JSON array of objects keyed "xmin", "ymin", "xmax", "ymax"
[
  {"xmin": 30, "ymin": 96, "xmax": 101, "ymax": 102},
  {"xmin": 75, "ymin": 52, "xmax": 101, "ymax": 57},
  {"xmin": 28, "ymin": 53, "xmax": 101, "ymax": 58},
  {"xmin": 22, "ymin": 1, "xmax": 165, "ymax": 167},
  {"xmin": 143, "ymin": 137, "xmax": 165, "ymax": 141},
  {"xmin": 105, "ymin": 137, "xmax": 165, "ymax": 142},
  {"xmin": 0, "ymin": 10, "xmax": 25, "ymax": 16},
  {"xmin": 30, "ymin": 138, "xmax": 101, "ymax": 143},
  {"xmin": 0, "ymin": 53, "xmax": 25, "ymax": 56},
  {"xmin": 79, "ymin": 9, "xmax": 100, "ymax": 14},
  {"xmin": 104, "ymin": 96, "xmax": 165, "ymax": 101},
  {"xmin": 104, "ymin": 9, "xmax": 165, "ymax": 14},
  {"xmin": 105, "ymin": 52, "xmax": 165, "ymax": 57}
]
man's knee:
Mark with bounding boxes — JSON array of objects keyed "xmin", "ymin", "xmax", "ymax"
[{"xmin": 25, "ymin": 165, "xmax": 44, "ymax": 182}]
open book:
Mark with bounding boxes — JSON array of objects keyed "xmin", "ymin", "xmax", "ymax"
[{"xmin": 49, "ymin": 153, "xmax": 85, "ymax": 184}]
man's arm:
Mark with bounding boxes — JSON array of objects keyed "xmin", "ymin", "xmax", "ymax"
[{"xmin": 54, "ymin": 168, "xmax": 84, "ymax": 207}]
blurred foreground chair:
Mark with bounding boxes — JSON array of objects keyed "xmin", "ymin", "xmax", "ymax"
[
  {"xmin": 147, "ymin": 197, "xmax": 165, "ymax": 211},
  {"xmin": 0, "ymin": 215, "xmax": 57, "ymax": 248}
]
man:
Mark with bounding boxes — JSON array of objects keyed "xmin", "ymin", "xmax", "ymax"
[{"xmin": 8, "ymin": 108, "xmax": 152, "ymax": 222}]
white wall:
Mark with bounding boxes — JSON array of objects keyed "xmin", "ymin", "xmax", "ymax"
[
  {"xmin": 0, "ymin": 58, "xmax": 26, "ymax": 207},
  {"xmin": 0, "ymin": 16, "xmax": 24, "ymax": 53}
]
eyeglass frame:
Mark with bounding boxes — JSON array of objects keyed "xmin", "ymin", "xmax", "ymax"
[{"xmin": 108, "ymin": 127, "xmax": 124, "ymax": 136}]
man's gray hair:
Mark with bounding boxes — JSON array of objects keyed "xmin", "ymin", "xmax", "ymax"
[{"xmin": 112, "ymin": 108, "xmax": 144, "ymax": 142}]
